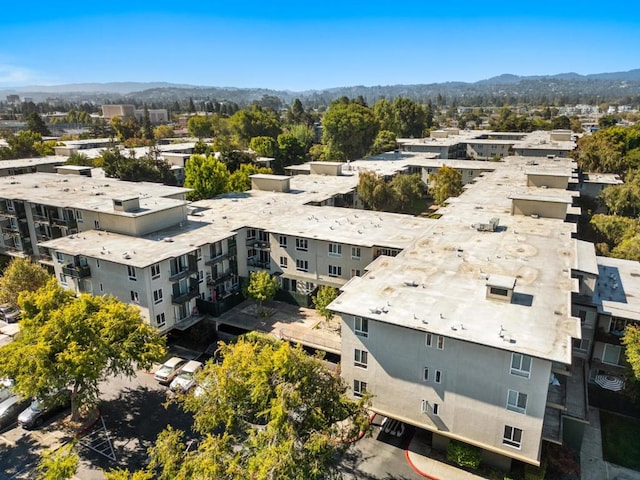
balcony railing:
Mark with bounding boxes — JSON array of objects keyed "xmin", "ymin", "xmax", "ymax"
[
  {"xmin": 205, "ymin": 252, "xmax": 230, "ymax": 265},
  {"xmin": 594, "ymin": 328, "xmax": 624, "ymax": 346},
  {"xmin": 246, "ymin": 239, "xmax": 270, "ymax": 249},
  {"xmin": 171, "ymin": 287, "xmax": 200, "ymax": 304},
  {"xmin": 62, "ymin": 264, "xmax": 91, "ymax": 279},
  {"xmin": 31, "ymin": 213, "xmax": 50, "ymax": 223},
  {"xmin": 169, "ymin": 254, "xmax": 198, "ymax": 281},
  {"xmin": 207, "ymin": 270, "xmax": 233, "ymax": 286},
  {"xmin": 247, "ymin": 258, "xmax": 270, "ymax": 269},
  {"xmin": 50, "ymin": 217, "xmax": 77, "ymax": 229}
]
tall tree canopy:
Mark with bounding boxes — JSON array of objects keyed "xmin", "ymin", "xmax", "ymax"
[
  {"xmin": 227, "ymin": 163, "xmax": 272, "ymax": 192},
  {"xmin": 0, "ymin": 279, "xmax": 165, "ymax": 420},
  {"xmin": 229, "ymin": 106, "xmax": 282, "ymax": 144},
  {"xmin": 187, "ymin": 116, "xmax": 213, "ymax": 139},
  {"xmin": 184, "ymin": 154, "xmax": 230, "ymax": 201},
  {"xmin": 0, "ymin": 258, "xmax": 51, "ymax": 306},
  {"xmin": 145, "ymin": 333, "xmax": 370, "ymax": 480},
  {"xmin": 322, "ymin": 99, "xmax": 379, "ymax": 160},
  {"xmin": 429, "ymin": 165, "xmax": 463, "ymax": 205}
]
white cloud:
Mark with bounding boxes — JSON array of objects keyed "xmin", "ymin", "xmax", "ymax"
[{"xmin": 0, "ymin": 63, "xmax": 52, "ymax": 86}]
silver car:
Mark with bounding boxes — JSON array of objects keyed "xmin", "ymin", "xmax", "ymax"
[
  {"xmin": 0, "ymin": 395, "xmax": 31, "ymax": 431},
  {"xmin": 0, "ymin": 304, "xmax": 20, "ymax": 323},
  {"xmin": 154, "ymin": 357, "xmax": 187, "ymax": 384},
  {"xmin": 170, "ymin": 360, "xmax": 203, "ymax": 393}
]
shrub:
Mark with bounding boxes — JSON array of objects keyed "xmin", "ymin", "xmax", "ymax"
[
  {"xmin": 524, "ymin": 460, "xmax": 546, "ymax": 480},
  {"xmin": 446, "ymin": 440, "xmax": 482, "ymax": 469}
]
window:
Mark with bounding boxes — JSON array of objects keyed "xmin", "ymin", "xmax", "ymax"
[
  {"xmin": 296, "ymin": 238, "xmax": 308, "ymax": 251},
  {"xmin": 573, "ymin": 338, "xmax": 589, "ymax": 351},
  {"xmin": 423, "ymin": 367, "xmax": 429, "ymax": 382},
  {"xmin": 247, "ymin": 228, "xmax": 256, "ymax": 240},
  {"xmin": 59, "ymin": 272, "xmax": 67, "ymax": 285},
  {"xmin": 155, "ymin": 313, "xmax": 166, "ymax": 328},
  {"xmin": 328, "ymin": 265, "xmax": 342, "ymax": 278},
  {"xmin": 355, "ymin": 316, "xmax": 368, "ymax": 337},
  {"xmin": 468, "ymin": 170, "xmax": 474, "ymax": 177},
  {"xmin": 128, "ymin": 265, "xmax": 137, "ymax": 281},
  {"xmin": 351, "ymin": 247, "xmax": 361, "ymax": 260},
  {"xmin": 196, "ymin": 248, "xmax": 202, "ymax": 261},
  {"xmin": 351, "ymin": 269, "xmax": 361, "ymax": 277},
  {"xmin": 510, "ymin": 353, "xmax": 532, "ymax": 378},
  {"xmin": 490, "ymin": 287, "xmax": 509, "ymax": 297},
  {"xmin": 94, "ymin": 220, "xmax": 100, "ymax": 230},
  {"xmin": 55, "ymin": 251, "xmax": 64, "ymax": 263},
  {"xmin": 329, "ymin": 243, "xmax": 342, "ymax": 257},
  {"xmin": 421, "ymin": 400, "xmax": 439, "ymax": 415},
  {"xmin": 76, "ymin": 210, "xmax": 83, "ymax": 222},
  {"xmin": 99, "ymin": 283, "xmax": 103, "ymax": 292},
  {"xmin": 353, "ymin": 380, "xmax": 367, "ymax": 398},
  {"xmin": 153, "ymin": 289, "xmax": 163, "ymax": 304},
  {"xmin": 507, "ymin": 390, "xmax": 527, "ymax": 414},
  {"xmin": 279, "ymin": 235, "xmax": 287, "ymax": 248},
  {"xmin": 279, "ymin": 256, "xmax": 288, "ymax": 268},
  {"xmin": 199, "ymin": 270, "xmax": 204, "ymax": 283},
  {"xmin": 96, "ymin": 259, "xmax": 100, "ymax": 268},
  {"xmin": 503, "ymin": 426, "xmax": 523, "ymax": 448},
  {"xmin": 296, "ymin": 259, "xmax": 308, "ymax": 272},
  {"xmin": 130, "ymin": 291, "xmax": 140, "ymax": 304},
  {"xmin": 426, "ymin": 334, "xmax": 444, "ymax": 349},
  {"xmin": 603, "ymin": 344, "xmax": 622, "ymax": 365},
  {"xmin": 6, "ymin": 200, "xmax": 14, "ymax": 212},
  {"xmin": 435, "ymin": 370, "xmax": 442, "ymax": 384},
  {"xmin": 151, "ymin": 263, "xmax": 161, "ymax": 279},
  {"xmin": 354, "ymin": 349, "xmax": 368, "ymax": 368}
]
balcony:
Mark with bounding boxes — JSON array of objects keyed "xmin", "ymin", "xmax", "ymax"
[
  {"xmin": 50, "ymin": 217, "xmax": 77, "ymax": 229},
  {"xmin": 207, "ymin": 270, "xmax": 234, "ymax": 286},
  {"xmin": 172, "ymin": 278, "xmax": 200, "ymax": 304},
  {"xmin": 169, "ymin": 254, "xmax": 198, "ymax": 281},
  {"xmin": 594, "ymin": 328, "xmax": 624, "ymax": 346},
  {"xmin": 205, "ymin": 252, "xmax": 230, "ymax": 265},
  {"xmin": 247, "ymin": 239, "xmax": 270, "ymax": 250},
  {"xmin": 31, "ymin": 213, "xmax": 50, "ymax": 223},
  {"xmin": 62, "ymin": 264, "xmax": 91, "ymax": 279},
  {"xmin": 247, "ymin": 258, "xmax": 270, "ymax": 269}
]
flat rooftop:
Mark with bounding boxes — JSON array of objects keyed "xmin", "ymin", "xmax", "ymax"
[
  {"xmin": 0, "ymin": 156, "xmax": 68, "ymax": 170},
  {"xmin": 329, "ymin": 155, "xmax": 580, "ymax": 364},
  {"xmin": 0, "ymin": 172, "xmax": 191, "ymax": 211},
  {"xmin": 594, "ymin": 256, "xmax": 640, "ymax": 322},
  {"xmin": 582, "ymin": 172, "xmax": 623, "ymax": 185}
]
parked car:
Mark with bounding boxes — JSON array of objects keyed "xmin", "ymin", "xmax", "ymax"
[
  {"xmin": 0, "ymin": 304, "xmax": 20, "ymax": 323},
  {"xmin": 18, "ymin": 389, "xmax": 71, "ymax": 430},
  {"xmin": 170, "ymin": 360, "xmax": 203, "ymax": 393},
  {"xmin": 0, "ymin": 378, "xmax": 14, "ymax": 404},
  {"xmin": 0, "ymin": 395, "xmax": 31, "ymax": 431},
  {"xmin": 154, "ymin": 357, "xmax": 187, "ymax": 385}
]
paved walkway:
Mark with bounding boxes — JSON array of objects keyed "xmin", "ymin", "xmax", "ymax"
[
  {"xmin": 405, "ymin": 430, "xmax": 486, "ymax": 480},
  {"xmin": 581, "ymin": 407, "xmax": 640, "ymax": 480}
]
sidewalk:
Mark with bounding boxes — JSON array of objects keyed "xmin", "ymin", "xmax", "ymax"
[
  {"xmin": 405, "ymin": 431, "xmax": 486, "ymax": 480},
  {"xmin": 581, "ymin": 407, "xmax": 640, "ymax": 480}
]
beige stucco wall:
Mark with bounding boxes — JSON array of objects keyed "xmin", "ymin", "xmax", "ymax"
[
  {"xmin": 510, "ymin": 199, "xmax": 568, "ymax": 220},
  {"xmin": 78, "ymin": 206, "xmax": 186, "ymax": 236},
  {"xmin": 526, "ymin": 174, "xmax": 569, "ymax": 190},
  {"xmin": 340, "ymin": 314, "xmax": 549, "ymax": 465}
]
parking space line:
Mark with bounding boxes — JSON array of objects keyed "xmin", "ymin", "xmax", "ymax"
[{"xmin": 0, "ymin": 434, "xmax": 16, "ymax": 446}]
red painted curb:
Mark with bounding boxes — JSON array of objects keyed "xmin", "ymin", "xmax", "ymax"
[{"xmin": 405, "ymin": 449, "xmax": 440, "ymax": 480}]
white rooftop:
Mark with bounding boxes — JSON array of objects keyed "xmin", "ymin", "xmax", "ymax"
[
  {"xmin": 594, "ymin": 256, "xmax": 640, "ymax": 322},
  {"xmin": 0, "ymin": 156, "xmax": 67, "ymax": 170}
]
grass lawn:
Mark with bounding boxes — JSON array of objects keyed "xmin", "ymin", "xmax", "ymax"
[
  {"xmin": 600, "ymin": 410, "xmax": 640, "ymax": 471},
  {"xmin": 400, "ymin": 197, "xmax": 434, "ymax": 216}
]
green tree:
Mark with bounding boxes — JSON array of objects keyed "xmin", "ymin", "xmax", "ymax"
[
  {"xmin": 249, "ymin": 136, "xmax": 278, "ymax": 158},
  {"xmin": 623, "ymin": 324, "xmax": 640, "ymax": 379},
  {"xmin": 229, "ymin": 106, "xmax": 281, "ymax": 144},
  {"xmin": 0, "ymin": 279, "xmax": 165, "ymax": 420},
  {"xmin": 0, "ymin": 130, "xmax": 45, "ymax": 159},
  {"xmin": 357, "ymin": 170, "xmax": 383, "ymax": 210},
  {"xmin": 322, "ymin": 100, "xmax": 379, "ymax": 160},
  {"xmin": 245, "ymin": 271, "xmax": 277, "ymax": 314},
  {"xmin": 37, "ymin": 443, "xmax": 79, "ymax": 480},
  {"xmin": 429, "ymin": 165, "xmax": 463, "ymax": 205},
  {"xmin": 66, "ymin": 152, "xmax": 94, "ymax": 167},
  {"xmin": 227, "ymin": 163, "xmax": 272, "ymax": 192},
  {"xmin": 26, "ymin": 112, "xmax": 51, "ymax": 136},
  {"xmin": 101, "ymin": 147, "xmax": 175, "ymax": 184},
  {"xmin": 153, "ymin": 125, "xmax": 174, "ymax": 140},
  {"xmin": 600, "ymin": 172, "xmax": 640, "ymax": 216},
  {"xmin": 184, "ymin": 154, "xmax": 230, "ymax": 201},
  {"xmin": 287, "ymin": 124, "xmax": 315, "ymax": 151},
  {"xmin": 148, "ymin": 333, "xmax": 370, "ymax": 480},
  {"xmin": 392, "ymin": 97, "xmax": 426, "ymax": 137},
  {"xmin": 104, "ymin": 469, "xmax": 153, "ymax": 480},
  {"xmin": 599, "ymin": 114, "xmax": 619, "ymax": 129},
  {"xmin": 141, "ymin": 107, "xmax": 154, "ymax": 140},
  {"xmin": 312, "ymin": 286, "xmax": 339, "ymax": 322},
  {"xmin": 187, "ymin": 116, "xmax": 213, "ymax": 139},
  {"xmin": 277, "ymin": 132, "xmax": 306, "ymax": 166},
  {"xmin": 0, "ymin": 258, "xmax": 51, "ymax": 307},
  {"xmin": 373, "ymin": 98, "xmax": 395, "ymax": 132},
  {"xmin": 110, "ymin": 116, "xmax": 140, "ymax": 142},
  {"xmin": 369, "ymin": 130, "xmax": 398, "ymax": 155},
  {"xmin": 390, "ymin": 173, "xmax": 423, "ymax": 211}
]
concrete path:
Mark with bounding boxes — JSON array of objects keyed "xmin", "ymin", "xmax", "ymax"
[
  {"xmin": 581, "ymin": 407, "xmax": 640, "ymax": 480},
  {"xmin": 405, "ymin": 431, "xmax": 486, "ymax": 480}
]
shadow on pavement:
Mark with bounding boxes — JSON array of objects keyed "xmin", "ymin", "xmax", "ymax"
[{"xmin": 77, "ymin": 385, "xmax": 195, "ymax": 473}]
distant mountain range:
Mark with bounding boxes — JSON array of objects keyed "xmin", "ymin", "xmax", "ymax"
[{"xmin": 2, "ymin": 69, "xmax": 640, "ymax": 105}]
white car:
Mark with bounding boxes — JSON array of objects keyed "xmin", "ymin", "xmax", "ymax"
[
  {"xmin": 154, "ymin": 357, "xmax": 187, "ymax": 384},
  {"xmin": 169, "ymin": 360, "xmax": 203, "ymax": 393}
]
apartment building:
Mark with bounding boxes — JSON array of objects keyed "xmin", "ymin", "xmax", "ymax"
[
  {"xmin": 0, "ymin": 156, "xmax": 67, "ymax": 177},
  {"xmin": 329, "ymin": 155, "xmax": 585, "ymax": 469}
]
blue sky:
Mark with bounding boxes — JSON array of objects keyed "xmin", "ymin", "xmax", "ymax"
[{"xmin": 1, "ymin": 1, "xmax": 639, "ymax": 90}]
